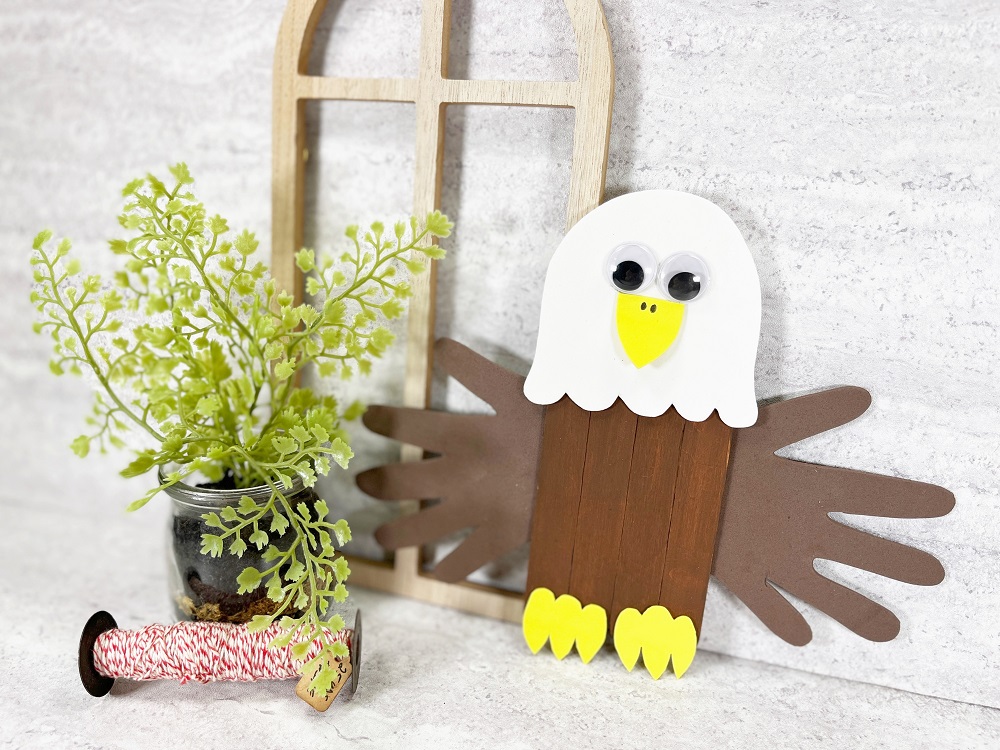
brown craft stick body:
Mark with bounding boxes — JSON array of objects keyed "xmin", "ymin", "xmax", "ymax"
[
  {"xmin": 525, "ymin": 397, "xmax": 591, "ymax": 595},
  {"xmin": 528, "ymin": 399, "xmax": 732, "ymax": 635},
  {"xmin": 608, "ymin": 409, "xmax": 684, "ymax": 623},
  {"xmin": 566, "ymin": 400, "xmax": 638, "ymax": 611},
  {"xmin": 658, "ymin": 415, "xmax": 732, "ymax": 633}
]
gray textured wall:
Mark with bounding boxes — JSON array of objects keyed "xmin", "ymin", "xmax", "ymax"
[{"xmin": 1, "ymin": 0, "xmax": 997, "ymax": 708}]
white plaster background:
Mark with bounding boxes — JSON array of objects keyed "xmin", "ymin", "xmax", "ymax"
[{"xmin": 0, "ymin": 0, "xmax": 997, "ymax": 713}]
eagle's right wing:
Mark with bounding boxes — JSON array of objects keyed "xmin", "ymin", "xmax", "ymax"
[
  {"xmin": 713, "ymin": 387, "xmax": 955, "ymax": 646},
  {"xmin": 356, "ymin": 338, "xmax": 546, "ymax": 582}
]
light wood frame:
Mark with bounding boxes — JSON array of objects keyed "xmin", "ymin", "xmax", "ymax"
[{"xmin": 271, "ymin": 0, "xmax": 614, "ymax": 622}]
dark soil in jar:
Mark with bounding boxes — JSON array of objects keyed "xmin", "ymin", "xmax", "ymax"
[{"xmin": 171, "ymin": 473, "xmax": 316, "ymax": 624}]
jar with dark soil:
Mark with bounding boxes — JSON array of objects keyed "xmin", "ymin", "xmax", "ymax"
[{"xmin": 164, "ymin": 471, "xmax": 315, "ymax": 624}]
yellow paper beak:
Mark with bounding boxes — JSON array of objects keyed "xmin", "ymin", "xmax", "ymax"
[{"xmin": 615, "ymin": 293, "xmax": 684, "ymax": 368}]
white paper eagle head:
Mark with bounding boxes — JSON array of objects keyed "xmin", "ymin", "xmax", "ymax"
[{"xmin": 523, "ymin": 190, "xmax": 762, "ymax": 428}]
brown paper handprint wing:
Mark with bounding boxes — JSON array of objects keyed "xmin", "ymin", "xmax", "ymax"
[
  {"xmin": 356, "ymin": 338, "xmax": 545, "ymax": 582},
  {"xmin": 713, "ymin": 386, "xmax": 955, "ymax": 645}
]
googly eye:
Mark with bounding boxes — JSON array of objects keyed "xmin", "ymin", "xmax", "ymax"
[
  {"xmin": 657, "ymin": 253, "xmax": 709, "ymax": 302},
  {"xmin": 606, "ymin": 243, "xmax": 657, "ymax": 293}
]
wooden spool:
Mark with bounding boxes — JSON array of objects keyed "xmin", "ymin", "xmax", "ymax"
[{"xmin": 271, "ymin": 0, "xmax": 615, "ymax": 622}]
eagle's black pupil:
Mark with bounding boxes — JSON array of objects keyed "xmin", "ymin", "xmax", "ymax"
[
  {"xmin": 668, "ymin": 271, "xmax": 701, "ymax": 301},
  {"xmin": 612, "ymin": 260, "xmax": 644, "ymax": 291}
]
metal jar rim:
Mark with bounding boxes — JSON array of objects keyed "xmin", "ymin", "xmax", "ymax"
[{"xmin": 157, "ymin": 466, "xmax": 306, "ymax": 511}]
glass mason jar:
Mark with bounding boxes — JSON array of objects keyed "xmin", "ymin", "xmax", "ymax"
[{"xmin": 163, "ymin": 470, "xmax": 314, "ymax": 624}]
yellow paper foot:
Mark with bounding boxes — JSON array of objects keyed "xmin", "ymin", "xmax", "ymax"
[
  {"xmin": 613, "ymin": 605, "xmax": 699, "ymax": 679},
  {"xmin": 522, "ymin": 588, "xmax": 607, "ymax": 663}
]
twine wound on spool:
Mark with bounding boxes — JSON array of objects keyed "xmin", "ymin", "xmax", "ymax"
[{"xmin": 79, "ymin": 610, "xmax": 362, "ymax": 712}]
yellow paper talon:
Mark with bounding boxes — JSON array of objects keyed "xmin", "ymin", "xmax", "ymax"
[
  {"xmin": 638, "ymin": 606, "xmax": 672, "ymax": 679},
  {"xmin": 549, "ymin": 595, "xmax": 582, "ymax": 659},
  {"xmin": 613, "ymin": 605, "xmax": 699, "ymax": 679},
  {"xmin": 669, "ymin": 615, "xmax": 697, "ymax": 678},
  {"xmin": 575, "ymin": 605, "xmax": 608, "ymax": 664},
  {"xmin": 523, "ymin": 588, "xmax": 556, "ymax": 654},
  {"xmin": 612, "ymin": 607, "xmax": 643, "ymax": 671},
  {"xmin": 522, "ymin": 588, "xmax": 607, "ymax": 663}
]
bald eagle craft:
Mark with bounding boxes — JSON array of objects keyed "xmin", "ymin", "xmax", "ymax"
[{"xmin": 357, "ymin": 191, "xmax": 954, "ymax": 679}]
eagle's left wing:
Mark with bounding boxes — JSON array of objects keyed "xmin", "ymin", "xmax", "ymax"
[
  {"xmin": 356, "ymin": 338, "xmax": 545, "ymax": 582},
  {"xmin": 712, "ymin": 386, "xmax": 955, "ymax": 646}
]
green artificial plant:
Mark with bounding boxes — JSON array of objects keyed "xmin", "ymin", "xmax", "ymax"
[{"xmin": 30, "ymin": 163, "xmax": 451, "ymax": 692}]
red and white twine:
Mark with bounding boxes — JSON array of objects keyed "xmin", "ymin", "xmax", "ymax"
[{"xmin": 93, "ymin": 622, "xmax": 351, "ymax": 684}]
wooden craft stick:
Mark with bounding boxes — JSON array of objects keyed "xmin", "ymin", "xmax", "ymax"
[
  {"xmin": 526, "ymin": 397, "xmax": 592, "ymax": 596},
  {"xmin": 567, "ymin": 399, "xmax": 639, "ymax": 613},
  {"xmin": 609, "ymin": 409, "xmax": 686, "ymax": 625},
  {"xmin": 659, "ymin": 414, "xmax": 733, "ymax": 634}
]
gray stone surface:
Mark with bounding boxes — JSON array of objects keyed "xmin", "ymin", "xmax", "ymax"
[{"xmin": 1, "ymin": 0, "xmax": 997, "ymax": 718}]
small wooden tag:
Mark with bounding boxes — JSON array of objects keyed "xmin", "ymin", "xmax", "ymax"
[{"xmin": 295, "ymin": 654, "xmax": 352, "ymax": 712}]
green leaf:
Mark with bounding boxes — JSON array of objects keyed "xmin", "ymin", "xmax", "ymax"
[
  {"xmin": 238, "ymin": 495, "xmax": 259, "ymax": 515},
  {"xmin": 234, "ymin": 229, "xmax": 259, "ymax": 256},
  {"xmin": 332, "ymin": 583, "xmax": 349, "ymax": 603},
  {"xmin": 419, "ymin": 244, "xmax": 447, "ymax": 260},
  {"xmin": 200, "ymin": 534, "xmax": 224, "ymax": 558},
  {"xmin": 121, "ymin": 178, "xmax": 144, "ymax": 196},
  {"xmin": 270, "ymin": 513, "xmax": 290, "ymax": 535},
  {"xmin": 269, "ymin": 627, "xmax": 296, "ymax": 648},
  {"xmin": 315, "ymin": 455, "xmax": 331, "ymax": 476},
  {"xmin": 230, "ymin": 537, "xmax": 248, "ymax": 558},
  {"xmin": 266, "ymin": 574, "xmax": 285, "ymax": 602},
  {"xmin": 203, "ymin": 512, "xmax": 225, "ymax": 529},
  {"xmin": 169, "ymin": 162, "xmax": 194, "ymax": 185},
  {"xmin": 146, "ymin": 173, "xmax": 168, "ymax": 196},
  {"xmin": 285, "ymin": 559, "xmax": 306, "ymax": 582},
  {"xmin": 332, "ymin": 519, "xmax": 352, "ymax": 546},
  {"xmin": 70, "ymin": 435, "xmax": 91, "ymax": 458},
  {"xmin": 221, "ymin": 506, "xmax": 239, "ymax": 522},
  {"xmin": 120, "ymin": 452, "xmax": 154, "ymax": 477},
  {"xmin": 107, "ymin": 239, "xmax": 127, "ymax": 255},
  {"xmin": 33, "ymin": 229, "xmax": 53, "ymax": 250},
  {"xmin": 274, "ymin": 359, "xmax": 296, "ymax": 381},
  {"xmin": 249, "ymin": 529, "xmax": 269, "ymax": 549},
  {"xmin": 195, "ymin": 394, "xmax": 222, "ymax": 416},
  {"xmin": 271, "ymin": 436, "xmax": 296, "ymax": 455},
  {"xmin": 236, "ymin": 567, "xmax": 263, "ymax": 594},
  {"xmin": 328, "ymin": 438, "xmax": 354, "ymax": 469},
  {"xmin": 342, "ymin": 400, "xmax": 365, "ymax": 421},
  {"xmin": 209, "ymin": 215, "xmax": 229, "ymax": 234},
  {"xmin": 333, "ymin": 557, "xmax": 351, "ymax": 582},
  {"xmin": 327, "ymin": 614, "xmax": 346, "ymax": 633},
  {"xmin": 381, "ymin": 298, "xmax": 404, "ymax": 319},
  {"xmin": 403, "ymin": 259, "xmax": 425, "ymax": 275},
  {"xmin": 289, "ymin": 425, "xmax": 311, "ymax": 445},
  {"xmin": 263, "ymin": 341, "xmax": 284, "ymax": 361},
  {"xmin": 295, "ymin": 248, "xmax": 316, "ymax": 273},
  {"xmin": 424, "ymin": 210, "xmax": 453, "ymax": 237},
  {"xmin": 101, "ymin": 290, "xmax": 124, "ymax": 312},
  {"xmin": 125, "ymin": 491, "xmax": 157, "ymax": 513},
  {"xmin": 247, "ymin": 615, "xmax": 272, "ymax": 633}
]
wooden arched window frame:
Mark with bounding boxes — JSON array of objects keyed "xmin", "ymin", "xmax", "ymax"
[{"xmin": 270, "ymin": 0, "xmax": 614, "ymax": 621}]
